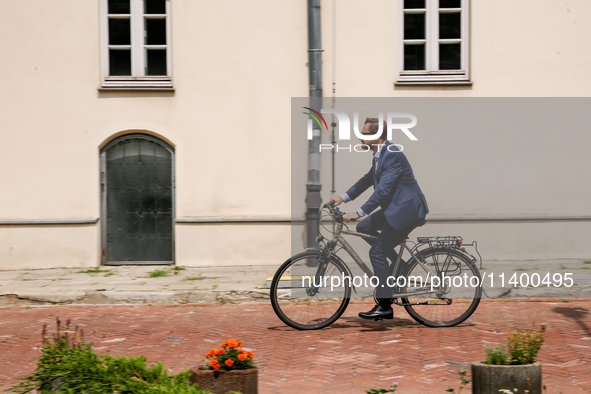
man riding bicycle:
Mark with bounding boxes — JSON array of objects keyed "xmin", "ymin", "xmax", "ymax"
[{"xmin": 330, "ymin": 117, "xmax": 429, "ymax": 320}]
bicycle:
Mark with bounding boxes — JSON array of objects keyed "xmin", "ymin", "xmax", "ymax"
[{"xmin": 270, "ymin": 202, "xmax": 483, "ymax": 330}]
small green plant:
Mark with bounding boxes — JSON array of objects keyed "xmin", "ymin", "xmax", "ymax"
[
  {"xmin": 212, "ymin": 284, "xmax": 218, "ymax": 290},
  {"xmin": 148, "ymin": 269, "xmax": 169, "ymax": 278},
  {"xmin": 446, "ymin": 369, "xmax": 471, "ymax": 393},
  {"xmin": 77, "ymin": 268, "xmax": 111, "ymax": 274},
  {"xmin": 171, "ymin": 267, "xmax": 186, "ymax": 275},
  {"xmin": 217, "ymin": 297, "xmax": 237, "ymax": 305},
  {"xmin": 482, "ymin": 344, "xmax": 508, "ymax": 365},
  {"xmin": 560, "ymin": 264, "xmax": 568, "ymax": 270},
  {"xmin": 583, "ymin": 260, "xmax": 591, "ymax": 264},
  {"xmin": 482, "ymin": 324, "xmax": 546, "ymax": 366},
  {"xmin": 366, "ymin": 381, "xmax": 397, "ymax": 393},
  {"xmin": 10, "ymin": 318, "xmax": 214, "ymax": 394},
  {"xmin": 507, "ymin": 324, "xmax": 546, "ymax": 365},
  {"xmin": 185, "ymin": 276, "xmax": 206, "ymax": 281},
  {"xmin": 104, "ymin": 272, "xmax": 114, "ymax": 277}
]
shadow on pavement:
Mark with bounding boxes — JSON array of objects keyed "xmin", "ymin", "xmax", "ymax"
[
  {"xmin": 266, "ymin": 317, "xmax": 476, "ymax": 332},
  {"xmin": 552, "ymin": 306, "xmax": 591, "ymax": 337}
]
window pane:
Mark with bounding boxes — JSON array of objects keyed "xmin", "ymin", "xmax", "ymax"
[
  {"xmin": 146, "ymin": 49, "xmax": 167, "ymax": 75},
  {"xmin": 145, "ymin": 18, "xmax": 166, "ymax": 45},
  {"xmin": 108, "ymin": 0, "xmax": 130, "ymax": 14},
  {"xmin": 404, "ymin": 44, "xmax": 425, "ymax": 70},
  {"xmin": 404, "ymin": 13, "xmax": 425, "ymax": 40},
  {"xmin": 145, "ymin": 0, "xmax": 166, "ymax": 14},
  {"xmin": 109, "ymin": 49, "xmax": 132, "ymax": 76},
  {"xmin": 109, "ymin": 18, "xmax": 131, "ymax": 45},
  {"xmin": 439, "ymin": 43, "xmax": 461, "ymax": 69},
  {"xmin": 439, "ymin": 12, "xmax": 461, "ymax": 39},
  {"xmin": 439, "ymin": 0, "xmax": 461, "ymax": 8},
  {"xmin": 404, "ymin": 0, "xmax": 425, "ymax": 9}
]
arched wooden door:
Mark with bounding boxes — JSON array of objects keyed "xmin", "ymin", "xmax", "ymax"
[{"xmin": 100, "ymin": 134, "xmax": 174, "ymax": 265}]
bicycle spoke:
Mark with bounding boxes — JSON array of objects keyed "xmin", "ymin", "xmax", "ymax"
[
  {"xmin": 270, "ymin": 251, "xmax": 350, "ymax": 329},
  {"xmin": 401, "ymin": 248, "xmax": 481, "ymax": 327}
]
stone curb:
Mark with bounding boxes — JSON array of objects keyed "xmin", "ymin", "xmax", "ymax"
[{"xmin": 0, "ymin": 290, "xmax": 270, "ymax": 306}]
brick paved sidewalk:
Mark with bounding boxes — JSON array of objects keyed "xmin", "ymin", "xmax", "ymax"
[{"xmin": 0, "ymin": 300, "xmax": 590, "ymax": 394}]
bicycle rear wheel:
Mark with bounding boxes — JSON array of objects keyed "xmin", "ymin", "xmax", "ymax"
[
  {"xmin": 400, "ymin": 247, "xmax": 482, "ymax": 327},
  {"xmin": 270, "ymin": 251, "xmax": 351, "ymax": 330}
]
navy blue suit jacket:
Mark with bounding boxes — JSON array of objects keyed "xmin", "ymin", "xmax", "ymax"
[{"xmin": 345, "ymin": 141, "xmax": 428, "ymax": 230}]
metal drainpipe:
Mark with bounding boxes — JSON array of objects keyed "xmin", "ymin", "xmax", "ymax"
[{"xmin": 306, "ymin": 0, "xmax": 323, "ymax": 248}]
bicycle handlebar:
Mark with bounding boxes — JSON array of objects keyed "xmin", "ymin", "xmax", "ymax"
[{"xmin": 323, "ymin": 201, "xmax": 356, "ymax": 223}]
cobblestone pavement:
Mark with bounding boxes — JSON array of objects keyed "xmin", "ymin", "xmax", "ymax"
[{"xmin": 1, "ymin": 300, "xmax": 590, "ymax": 394}]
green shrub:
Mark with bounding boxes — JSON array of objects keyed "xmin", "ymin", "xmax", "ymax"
[
  {"xmin": 481, "ymin": 324, "xmax": 546, "ymax": 366},
  {"xmin": 507, "ymin": 324, "xmax": 546, "ymax": 365},
  {"xmin": 482, "ymin": 344, "xmax": 508, "ymax": 365},
  {"xmin": 10, "ymin": 319, "xmax": 214, "ymax": 394}
]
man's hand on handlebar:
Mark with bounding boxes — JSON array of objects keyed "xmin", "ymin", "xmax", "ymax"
[
  {"xmin": 343, "ymin": 212, "xmax": 360, "ymax": 223},
  {"xmin": 330, "ymin": 196, "xmax": 343, "ymax": 206}
]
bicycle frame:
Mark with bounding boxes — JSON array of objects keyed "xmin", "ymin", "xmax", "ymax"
[{"xmin": 320, "ymin": 221, "xmax": 442, "ymax": 298}]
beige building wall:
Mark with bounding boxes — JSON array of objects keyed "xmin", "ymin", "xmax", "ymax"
[
  {"xmin": 1, "ymin": 0, "xmax": 590, "ymax": 270},
  {"xmin": 323, "ymin": 0, "xmax": 591, "ymax": 97}
]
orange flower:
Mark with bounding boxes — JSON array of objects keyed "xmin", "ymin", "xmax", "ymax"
[
  {"xmin": 205, "ymin": 348, "xmax": 218, "ymax": 357},
  {"xmin": 226, "ymin": 339, "xmax": 239, "ymax": 348},
  {"xmin": 213, "ymin": 364, "xmax": 220, "ymax": 370},
  {"xmin": 238, "ymin": 350, "xmax": 246, "ymax": 354},
  {"xmin": 217, "ymin": 349, "xmax": 225, "ymax": 356},
  {"xmin": 238, "ymin": 354, "xmax": 247, "ymax": 361},
  {"xmin": 237, "ymin": 341, "xmax": 243, "ymax": 346},
  {"xmin": 225, "ymin": 359, "xmax": 234, "ymax": 367},
  {"xmin": 220, "ymin": 341, "xmax": 228, "ymax": 347},
  {"xmin": 246, "ymin": 351, "xmax": 254, "ymax": 357},
  {"xmin": 209, "ymin": 359, "xmax": 219, "ymax": 367}
]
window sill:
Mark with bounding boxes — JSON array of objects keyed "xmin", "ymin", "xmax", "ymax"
[
  {"xmin": 395, "ymin": 80, "xmax": 472, "ymax": 86},
  {"xmin": 99, "ymin": 86, "xmax": 175, "ymax": 91},
  {"xmin": 100, "ymin": 78, "xmax": 174, "ymax": 91},
  {"xmin": 396, "ymin": 72, "xmax": 471, "ymax": 86}
]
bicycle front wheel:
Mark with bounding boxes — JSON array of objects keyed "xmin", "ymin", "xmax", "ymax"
[
  {"xmin": 270, "ymin": 251, "xmax": 351, "ymax": 330},
  {"xmin": 400, "ymin": 247, "xmax": 482, "ymax": 327}
]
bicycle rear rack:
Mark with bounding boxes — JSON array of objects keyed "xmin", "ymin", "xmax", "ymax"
[
  {"xmin": 417, "ymin": 235, "xmax": 464, "ymax": 248},
  {"xmin": 415, "ymin": 236, "xmax": 483, "ymax": 269}
]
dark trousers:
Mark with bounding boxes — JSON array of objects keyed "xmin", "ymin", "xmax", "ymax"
[{"xmin": 356, "ymin": 210, "xmax": 419, "ymax": 303}]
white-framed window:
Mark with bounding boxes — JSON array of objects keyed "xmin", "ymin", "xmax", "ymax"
[
  {"xmin": 100, "ymin": 0, "xmax": 172, "ymax": 90},
  {"xmin": 397, "ymin": 0, "xmax": 470, "ymax": 84}
]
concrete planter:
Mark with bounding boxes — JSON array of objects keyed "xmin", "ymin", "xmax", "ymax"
[
  {"xmin": 190, "ymin": 367, "xmax": 258, "ymax": 394},
  {"xmin": 471, "ymin": 362, "xmax": 542, "ymax": 394}
]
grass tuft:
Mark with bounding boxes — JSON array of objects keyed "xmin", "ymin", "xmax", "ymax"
[
  {"xmin": 148, "ymin": 269, "xmax": 169, "ymax": 278},
  {"xmin": 77, "ymin": 268, "xmax": 111, "ymax": 274}
]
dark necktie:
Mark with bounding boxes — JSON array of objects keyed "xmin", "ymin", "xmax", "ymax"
[{"xmin": 373, "ymin": 156, "xmax": 378, "ymax": 187}]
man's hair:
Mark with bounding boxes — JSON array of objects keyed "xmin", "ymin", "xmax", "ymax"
[{"xmin": 364, "ymin": 117, "xmax": 388, "ymax": 141}]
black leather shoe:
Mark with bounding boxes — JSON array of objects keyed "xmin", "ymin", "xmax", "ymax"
[{"xmin": 358, "ymin": 304, "xmax": 394, "ymax": 321}]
